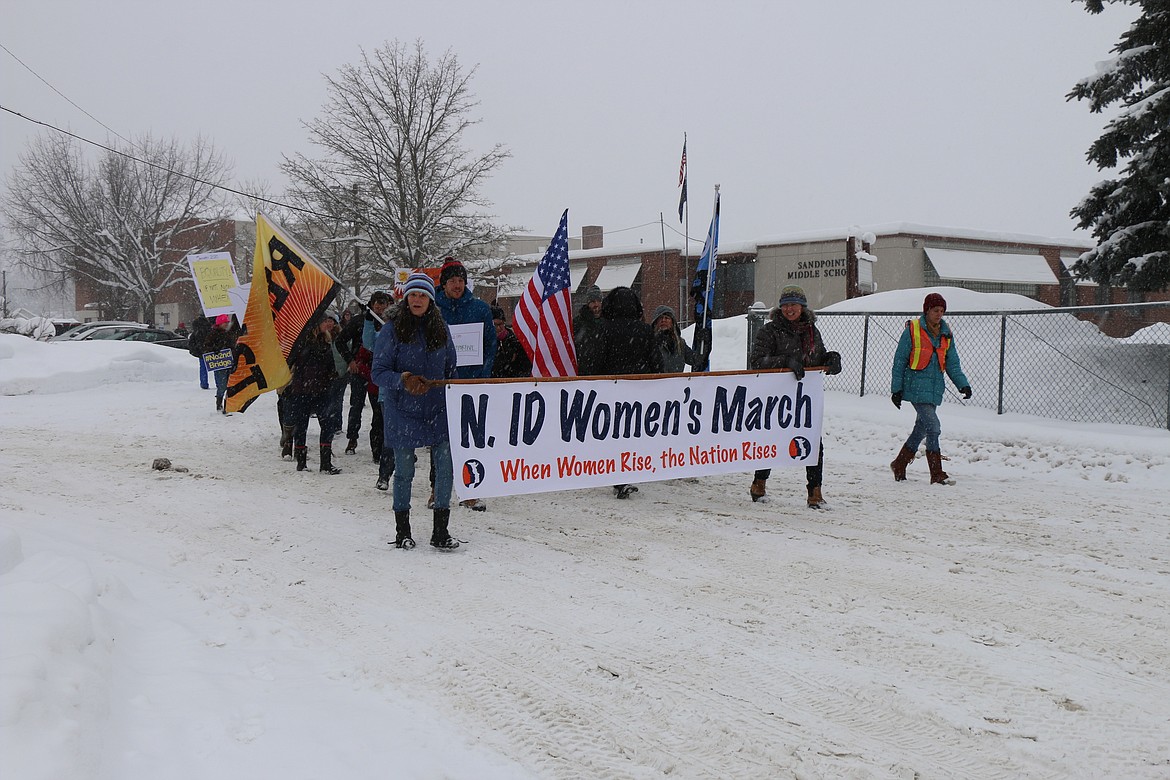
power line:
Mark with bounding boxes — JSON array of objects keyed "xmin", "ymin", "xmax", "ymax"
[
  {"xmin": 0, "ymin": 40, "xmax": 138, "ymax": 152},
  {"xmin": 1, "ymin": 104, "xmax": 701, "ymax": 249}
]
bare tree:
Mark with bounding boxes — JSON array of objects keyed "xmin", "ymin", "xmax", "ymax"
[
  {"xmin": 282, "ymin": 39, "xmax": 515, "ymax": 273},
  {"xmin": 3, "ymin": 133, "xmax": 233, "ymax": 320}
]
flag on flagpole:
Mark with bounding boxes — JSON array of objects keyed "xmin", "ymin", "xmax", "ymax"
[
  {"xmin": 677, "ymin": 135, "xmax": 688, "ymax": 222},
  {"xmin": 689, "ymin": 187, "xmax": 720, "ymax": 372},
  {"xmin": 224, "ymin": 212, "xmax": 342, "ymax": 413},
  {"xmin": 513, "ymin": 209, "xmax": 577, "ymax": 377}
]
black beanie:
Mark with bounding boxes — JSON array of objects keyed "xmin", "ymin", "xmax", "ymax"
[{"xmin": 439, "ymin": 257, "xmax": 467, "ymax": 288}]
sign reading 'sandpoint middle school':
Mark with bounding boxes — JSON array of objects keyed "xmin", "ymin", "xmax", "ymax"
[{"xmin": 445, "ymin": 371, "xmax": 824, "ymax": 500}]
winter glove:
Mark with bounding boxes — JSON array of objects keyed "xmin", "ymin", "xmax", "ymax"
[
  {"xmin": 960, "ymin": 386, "xmax": 972, "ymax": 400},
  {"xmin": 401, "ymin": 371, "xmax": 431, "ymax": 396},
  {"xmin": 824, "ymin": 351, "xmax": 842, "ymax": 376},
  {"xmin": 785, "ymin": 355, "xmax": 806, "ymax": 381},
  {"xmin": 891, "ymin": 391, "xmax": 903, "ymax": 409}
]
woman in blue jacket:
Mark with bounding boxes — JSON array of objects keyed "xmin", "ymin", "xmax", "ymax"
[
  {"xmin": 890, "ymin": 292, "xmax": 972, "ymax": 485},
  {"xmin": 371, "ymin": 274, "xmax": 460, "ymax": 549}
]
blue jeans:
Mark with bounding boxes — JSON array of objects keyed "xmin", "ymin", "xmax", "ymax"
[
  {"xmin": 199, "ymin": 358, "xmax": 209, "ymax": 389},
  {"xmin": 213, "ymin": 367, "xmax": 228, "ymax": 402},
  {"xmin": 906, "ymin": 402, "xmax": 941, "ymax": 452},
  {"xmin": 393, "ymin": 441, "xmax": 452, "ymax": 512}
]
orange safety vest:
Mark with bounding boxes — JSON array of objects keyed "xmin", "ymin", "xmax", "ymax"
[{"xmin": 906, "ymin": 319, "xmax": 949, "ymax": 372}]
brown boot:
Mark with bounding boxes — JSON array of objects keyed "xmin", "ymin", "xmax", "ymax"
[
  {"xmin": 807, "ymin": 486, "xmax": 825, "ymax": 509},
  {"xmin": 890, "ymin": 445, "xmax": 915, "ymax": 481},
  {"xmin": 926, "ymin": 450, "xmax": 953, "ymax": 485},
  {"xmin": 750, "ymin": 478, "xmax": 768, "ymax": 503}
]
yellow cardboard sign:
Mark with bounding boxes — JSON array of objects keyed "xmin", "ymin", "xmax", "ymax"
[{"xmin": 187, "ymin": 252, "xmax": 240, "ymax": 314}]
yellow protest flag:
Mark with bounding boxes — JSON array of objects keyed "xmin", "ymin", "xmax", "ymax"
[{"xmin": 224, "ymin": 214, "xmax": 341, "ymax": 413}]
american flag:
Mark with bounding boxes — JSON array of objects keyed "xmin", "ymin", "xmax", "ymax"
[
  {"xmin": 513, "ymin": 209, "xmax": 577, "ymax": 377},
  {"xmin": 677, "ymin": 134, "xmax": 688, "ymax": 222}
]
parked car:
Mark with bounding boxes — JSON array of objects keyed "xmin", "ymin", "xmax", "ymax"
[
  {"xmin": 51, "ymin": 318, "xmax": 82, "ymax": 336},
  {"xmin": 75, "ymin": 325, "xmax": 188, "ymax": 349},
  {"xmin": 113, "ymin": 328, "xmax": 189, "ymax": 350},
  {"xmin": 50, "ymin": 321, "xmax": 148, "ymax": 341}
]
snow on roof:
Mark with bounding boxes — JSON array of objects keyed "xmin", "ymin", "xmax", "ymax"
[
  {"xmin": 506, "ymin": 222, "xmax": 1091, "ymax": 265},
  {"xmin": 593, "ymin": 259, "xmax": 642, "ymax": 291},
  {"xmin": 752, "ymin": 221, "xmax": 1094, "ymax": 251},
  {"xmin": 925, "ymin": 248, "xmax": 1059, "ymax": 285},
  {"xmin": 820, "ymin": 285, "xmax": 1052, "ymax": 313}
]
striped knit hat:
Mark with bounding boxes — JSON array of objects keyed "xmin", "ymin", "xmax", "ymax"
[
  {"xmin": 778, "ymin": 285, "xmax": 807, "ymax": 307},
  {"xmin": 402, "ymin": 272, "xmax": 435, "ymax": 301}
]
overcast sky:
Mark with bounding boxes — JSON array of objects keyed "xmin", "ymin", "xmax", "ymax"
[{"xmin": 0, "ymin": 0, "xmax": 1139, "ymax": 252}]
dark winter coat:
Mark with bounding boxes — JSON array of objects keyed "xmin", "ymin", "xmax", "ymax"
[
  {"xmin": 371, "ymin": 306, "xmax": 458, "ymax": 449},
  {"xmin": 187, "ymin": 316, "xmax": 212, "ymax": 357},
  {"xmin": 201, "ymin": 323, "xmax": 236, "ymax": 355},
  {"xmin": 435, "ymin": 289, "xmax": 498, "ymax": 379},
  {"xmin": 335, "ymin": 309, "xmax": 365, "ymax": 364},
  {"xmin": 578, "ymin": 286, "xmax": 661, "ymax": 376},
  {"xmin": 650, "ymin": 306, "xmax": 697, "ymax": 374},
  {"xmin": 574, "ymin": 303, "xmax": 601, "ymax": 346},
  {"xmin": 492, "ymin": 326, "xmax": 532, "ymax": 378},
  {"xmin": 749, "ymin": 307, "xmax": 828, "ymax": 371},
  {"xmin": 288, "ymin": 334, "xmax": 338, "ymax": 396},
  {"xmin": 891, "ymin": 316, "xmax": 970, "ymax": 406}
]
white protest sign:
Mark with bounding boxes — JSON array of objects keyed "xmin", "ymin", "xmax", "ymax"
[{"xmin": 448, "ymin": 322, "xmax": 484, "ymax": 367}]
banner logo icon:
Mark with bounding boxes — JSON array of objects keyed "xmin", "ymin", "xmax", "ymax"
[
  {"xmin": 462, "ymin": 459, "xmax": 486, "ymax": 489},
  {"xmin": 788, "ymin": 436, "xmax": 813, "ymax": 460}
]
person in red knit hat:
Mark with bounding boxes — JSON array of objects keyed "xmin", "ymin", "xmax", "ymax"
[{"xmin": 889, "ymin": 292, "xmax": 972, "ymax": 485}]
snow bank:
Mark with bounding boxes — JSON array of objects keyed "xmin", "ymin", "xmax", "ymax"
[{"xmin": 0, "ymin": 334, "xmax": 193, "ymax": 396}]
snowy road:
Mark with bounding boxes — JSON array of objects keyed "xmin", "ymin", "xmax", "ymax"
[{"xmin": 3, "ymin": 372, "xmax": 1170, "ymax": 778}]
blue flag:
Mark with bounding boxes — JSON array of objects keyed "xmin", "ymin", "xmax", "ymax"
[{"xmin": 690, "ymin": 189, "xmax": 720, "ymax": 371}]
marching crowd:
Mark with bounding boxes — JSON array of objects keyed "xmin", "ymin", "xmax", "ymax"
[{"xmin": 192, "ymin": 259, "xmax": 971, "ymax": 549}]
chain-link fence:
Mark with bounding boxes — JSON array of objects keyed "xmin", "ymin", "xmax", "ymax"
[{"xmin": 807, "ymin": 303, "xmax": 1170, "ymax": 429}]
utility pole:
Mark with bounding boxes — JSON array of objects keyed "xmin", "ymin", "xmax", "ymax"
[{"xmin": 845, "ymin": 236, "xmax": 859, "ymax": 300}]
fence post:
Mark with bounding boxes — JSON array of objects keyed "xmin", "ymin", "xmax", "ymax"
[
  {"xmin": 859, "ymin": 314, "xmax": 871, "ymax": 397},
  {"xmin": 998, "ymin": 314, "xmax": 1007, "ymax": 415},
  {"xmin": 746, "ymin": 302, "xmax": 768, "ymax": 368}
]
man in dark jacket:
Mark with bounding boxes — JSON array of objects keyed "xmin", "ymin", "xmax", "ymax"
[
  {"xmin": 188, "ymin": 315, "xmax": 212, "ymax": 390},
  {"xmin": 573, "ymin": 284, "xmax": 603, "ymax": 366},
  {"xmin": 435, "ymin": 258, "xmax": 497, "ymax": 379},
  {"xmin": 336, "ymin": 299, "xmax": 369, "ymax": 454},
  {"xmin": 490, "ymin": 304, "xmax": 532, "ymax": 378},
  {"xmin": 577, "ymin": 286, "xmax": 661, "ymax": 498}
]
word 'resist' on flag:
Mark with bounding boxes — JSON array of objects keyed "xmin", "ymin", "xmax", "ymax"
[
  {"xmin": 677, "ymin": 134, "xmax": 688, "ymax": 223},
  {"xmin": 224, "ymin": 213, "xmax": 341, "ymax": 413},
  {"xmin": 690, "ymin": 187, "xmax": 720, "ymax": 372},
  {"xmin": 513, "ymin": 209, "xmax": 577, "ymax": 377}
]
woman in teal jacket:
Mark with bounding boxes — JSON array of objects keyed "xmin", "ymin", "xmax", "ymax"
[{"xmin": 890, "ymin": 292, "xmax": 971, "ymax": 485}]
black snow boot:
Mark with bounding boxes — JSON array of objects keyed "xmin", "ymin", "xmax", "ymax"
[
  {"xmin": 319, "ymin": 444, "xmax": 341, "ymax": 475},
  {"xmin": 431, "ymin": 508, "xmax": 459, "ymax": 549},
  {"xmin": 280, "ymin": 425, "xmax": 294, "ymax": 459},
  {"xmin": 394, "ymin": 510, "xmax": 415, "ymax": 549},
  {"xmin": 294, "ymin": 446, "xmax": 308, "ymax": 471}
]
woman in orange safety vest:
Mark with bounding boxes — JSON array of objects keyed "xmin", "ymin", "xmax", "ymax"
[{"xmin": 889, "ymin": 292, "xmax": 971, "ymax": 485}]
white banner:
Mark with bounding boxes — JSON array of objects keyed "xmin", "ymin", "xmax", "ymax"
[{"xmin": 445, "ymin": 371, "xmax": 824, "ymax": 500}]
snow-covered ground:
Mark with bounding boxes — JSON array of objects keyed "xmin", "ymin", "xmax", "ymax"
[{"xmin": 3, "ymin": 288, "xmax": 1170, "ymax": 778}]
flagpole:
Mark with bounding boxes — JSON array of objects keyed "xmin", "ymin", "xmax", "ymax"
[
  {"xmin": 702, "ymin": 184, "xmax": 720, "ymax": 331},
  {"xmin": 659, "ymin": 212, "xmax": 668, "ymax": 283},
  {"xmin": 678, "ymin": 132, "xmax": 689, "ymax": 325}
]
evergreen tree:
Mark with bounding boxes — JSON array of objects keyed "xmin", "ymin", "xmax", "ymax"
[{"xmin": 1067, "ymin": 0, "xmax": 1169, "ymax": 291}]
